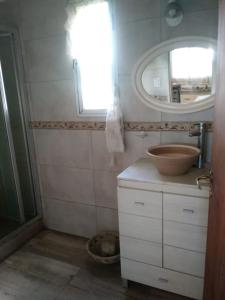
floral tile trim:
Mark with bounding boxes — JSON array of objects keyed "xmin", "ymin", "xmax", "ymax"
[
  {"xmin": 124, "ymin": 122, "xmax": 213, "ymax": 132},
  {"xmin": 30, "ymin": 121, "xmax": 213, "ymax": 132},
  {"xmin": 31, "ymin": 121, "xmax": 105, "ymax": 130}
]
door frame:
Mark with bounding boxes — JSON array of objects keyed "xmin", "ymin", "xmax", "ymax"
[{"xmin": 203, "ymin": 1, "xmax": 225, "ymax": 298}]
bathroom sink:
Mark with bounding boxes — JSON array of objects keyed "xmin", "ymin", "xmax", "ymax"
[{"xmin": 147, "ymin": 144, "xmax": 200, "ymax": 176}]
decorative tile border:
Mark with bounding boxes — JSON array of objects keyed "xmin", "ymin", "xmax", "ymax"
[
  {"xmin": 31, "ymin": 121, "xmax": 105, "ymax": 130},
  {"xmin": 30, "ymin": 121, "xmax": 213, "ymax": 132},
  {"xmin": 124, "ymin": 122, "xmax": 213, "ymax": 132}
]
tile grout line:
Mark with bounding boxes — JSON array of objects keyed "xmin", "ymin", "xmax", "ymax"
[{"xmin": 89, "ymin": 131, "xmax": 98, "ymax": 234}]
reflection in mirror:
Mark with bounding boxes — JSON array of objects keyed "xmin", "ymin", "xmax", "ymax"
[
  {"xmin": 142, "ymin": 53, "xmax": 170, "ymax": 102},
  {"xmin": 141, "ymin": 46, "xmax": 215, "ymax": 104}
]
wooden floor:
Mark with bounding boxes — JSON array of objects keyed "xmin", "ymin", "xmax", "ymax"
[{"xmin": 0, "ymin": 230, "xmax": 191, "ymax": 300}]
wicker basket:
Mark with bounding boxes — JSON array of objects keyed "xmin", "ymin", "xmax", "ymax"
[{"xmin": 87, "ymin": 231, "xmax": 120, "ymax": 264}]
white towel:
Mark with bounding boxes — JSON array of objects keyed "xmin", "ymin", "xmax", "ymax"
[{"xmin": 105, "ymin": 95, "xmax": 125, "ymax": 166}]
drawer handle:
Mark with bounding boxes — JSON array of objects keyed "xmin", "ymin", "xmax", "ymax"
[
  {"xmin": 158, "ymin": 278, "xmax": 169, "ymax": 283},
  {"xmin": 183, "ymin": 208, "xmax": 195, "ymax": 214},
  {"xmin": 134, "ymin": 201, "xmax": 145, "ymax": 206}
]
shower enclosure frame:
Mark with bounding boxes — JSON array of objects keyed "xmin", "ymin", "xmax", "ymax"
[
  {"xmin": 0, "ymin": 25, "xmax": 42, "ymax": 228},
  {"xmin": 0, "ymin": 60, "xmax": 25, "ymax": 223}
]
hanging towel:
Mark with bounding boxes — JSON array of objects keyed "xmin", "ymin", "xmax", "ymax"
[{"xmin": 105, "ymin": 88, "xmax": 125, "ymax": 166}]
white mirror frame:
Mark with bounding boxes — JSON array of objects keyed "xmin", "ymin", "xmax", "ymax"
[{"xmin": 132, "ymin": 36, "xmax": 217, "ymax": 114}]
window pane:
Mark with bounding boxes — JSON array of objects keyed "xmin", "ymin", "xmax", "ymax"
[
  {"xmin": 70, "ymin": 2, "xmax": 114, "ymax": 111},
  {"xmin": 171, "ymin": 47, "xmax": 214, "ymax": 79},
  {"xmin": 170, "ymin": 47, "xmax": 214, "ymax": 103}
]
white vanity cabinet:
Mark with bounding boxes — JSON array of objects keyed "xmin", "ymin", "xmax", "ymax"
[{"xmin": 117, "ymin": 159, "xmax": 210, "ymax": 300}]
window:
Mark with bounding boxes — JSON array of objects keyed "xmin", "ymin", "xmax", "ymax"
[
  {"xmin": 170, "ymin": 47, "xmax": 214, "ymax": 80},
  {"xmin": 170, "ymin": 47, "xmax": 215, "ymax": 103},
  {"xmin": 69, "ymin": 1, "xmax": 114, "ymax": 115}
]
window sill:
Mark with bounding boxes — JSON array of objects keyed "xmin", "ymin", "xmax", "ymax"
[{"xmin": 77, "ymin": 109, "xmax": 108, "ymax": 118}]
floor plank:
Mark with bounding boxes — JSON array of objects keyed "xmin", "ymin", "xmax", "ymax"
[
  {"xmin": 56, "ymin": 285, "xmax": 133, "ymax": 300},
  {"xmin": 5, "ymin": 250, "xmax": 79, "ymax": 286},
  {"xmin": 0, "ymin": 230, "xmax": 192, "ymax": 300}
]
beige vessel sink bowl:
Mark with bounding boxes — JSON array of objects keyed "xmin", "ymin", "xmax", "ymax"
[{"xmin": 147, "ymin": 144, "xmax": 200, "ymax": 176}]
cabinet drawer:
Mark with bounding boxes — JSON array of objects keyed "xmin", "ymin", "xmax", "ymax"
[
  {"xmin": 164, "ymin": 245, "xmax": 205, "ymax": 277},
  {"xmin": 118, "ymin": 187, "xmax": 162, "ymax": 219},
  {"xmin": 120, "ymin": 236, "xmax": 162, "ymax": 267},
  {"xmin": 121, "ymin": 258, "xmax": 203, "ymax": 300},
  {"xmin": 164, "ymin": 220, "xmax": 207, "ymax": 252},
  {"xmin": 164, "ymin": 193, "xmax": 209, "ymax": 226},
  {"xmin": 119, "ymin": 213, "xmax": 162, "ymax": 243}
]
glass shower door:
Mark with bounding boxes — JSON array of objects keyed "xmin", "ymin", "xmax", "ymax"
[
  {"xmin": 0, "ymin": 63, "xmax": 24, "ymax": 237},
  {"xmin": 0, "ymin": 34, "xmax": 37, "ymax": 223}
]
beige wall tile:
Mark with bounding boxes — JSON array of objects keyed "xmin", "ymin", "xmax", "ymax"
[
  {"xmin": 34, "ymin": 130, "xmax": 92, "ymax": 169},
  {"xmin": 117, "ymin": 18, "xmax": 161, "ymax": 75},
  {"xmin": 122, "ymin": 132, "xmax": 145, "ymax": 169},
  {"xmin": 19, "ymin": 0, "xmax": 67, "ymax": 40},
  {"xmin": 29, "ymin": 80, "xmax": 77, "ymax": 121},
  {"xmin": 24, "ymin": 36, "xmax": 73, "ymax": 82},
  {"xmin": 94, "ymin": 171, "xmax": 118, "ymax": 209},
  {"xmin": 91, "ymin": 131, "xmax": 123, "ymax": 171},
  {"xmin": 119, "ymin": 75, "xmax": 162, "ymax": 122},
  {"xmin": 162, "ymin": 109, "xmax": 214, "ymax": 122},
  {"xmin": 160, "ymin": 0, "xmax": 218, "ymax": 16},
  {"xmin": 40, "ymin": 165, "xmax": 95, "ymax": 205},
  {"xmin": 34, "ymin": 130, "xmax": 70, "ymax": 167},
  {"xmin": 123, "ymin": 132, "xmax": 161, "ymax": 169},
  {"xmin": 160, "ymin": 131, "xmax": 198, "ymax": 145},
  {"xmin": 161, "ymin": 9, "xmax": 218, "ymax": 41},
  {"xmin": 43, "ymin": 198, "xmax": 97, "ymax": 238},
  {"xmin": 115, "ymin": 0, "xmax": 160, "ymax": 25},
  {"xmin": 96, "ymin": 207, "xmax": 119, "ymax": 233},
  {"xmin": 0, "ymin": 1, "xmax": 19, "ymax": 24}
]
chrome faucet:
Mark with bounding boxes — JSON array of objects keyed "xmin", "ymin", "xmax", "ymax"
[{"xmin": 189, "ymin": 122, "xmax": 206, "ymax": 168}]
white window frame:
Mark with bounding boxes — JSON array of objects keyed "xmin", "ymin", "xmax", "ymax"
[{"xmin": 73, "ymin": 0, "xmax": 117, "ymax": 117}]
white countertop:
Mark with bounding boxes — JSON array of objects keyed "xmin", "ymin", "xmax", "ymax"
[{"xmin": 118, "ymin": 158, "xmax": 210, "ymax": 197}]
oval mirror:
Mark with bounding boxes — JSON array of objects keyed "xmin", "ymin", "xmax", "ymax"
[{"xmin": 132, "ymin": 37, "xmax": 217, "ymax": 114}]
